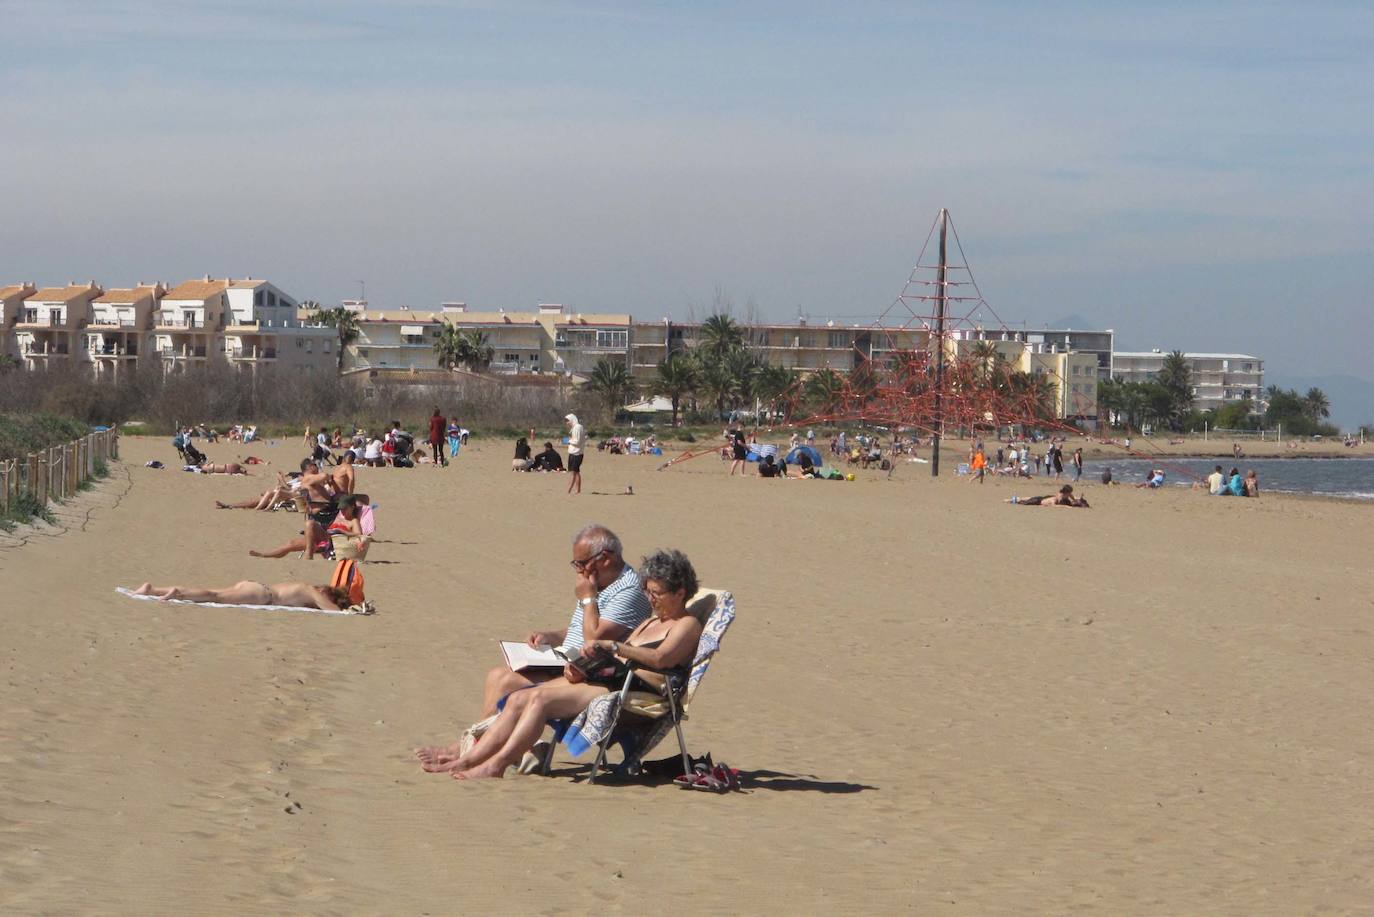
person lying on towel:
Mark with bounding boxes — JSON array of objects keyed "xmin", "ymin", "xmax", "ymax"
[{"xmin": 131, "ymin": 580, "xmax": 349, "ymax": 611}]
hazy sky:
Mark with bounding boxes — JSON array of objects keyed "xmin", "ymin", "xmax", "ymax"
[{"xmin": 3, "ymin": 0, "xmax": 1371, "ymax": 382}]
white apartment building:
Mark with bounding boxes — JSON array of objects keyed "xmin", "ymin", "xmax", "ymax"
[
  {"xmin": 1113, "ymin": 350, "xmax": 1264, "ymax": 412},
  {"xmin": 87, "ymin": 284, "xmax": 163, "ymax": 378},
  {"xmin": 225, "ymin": 278, "xmax": 334, "ymax": 370},
  {"xmin": 15, "ymin": 283, "xmax": 104, "ymax": 369},
  {"xmin": 1, "ymin": 283, "xmax": 38, "ymax": 360}
]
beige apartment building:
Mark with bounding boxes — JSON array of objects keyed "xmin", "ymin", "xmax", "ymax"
[
  {"xmin": 1019, "ymin": 349, "xmax": 1100, "ymax": 420},
  {"xmin": 336, "ymin": 302, "xmax": 633, "ymax": 377},
  {"xmin": 629, "ymin": 319, "xmax": 930, "ymax": 381}
]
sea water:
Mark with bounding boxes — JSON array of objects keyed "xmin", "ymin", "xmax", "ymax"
[{"xmin": 1074, "ymin": 457, "xmax": 1374, "ymax": 501}]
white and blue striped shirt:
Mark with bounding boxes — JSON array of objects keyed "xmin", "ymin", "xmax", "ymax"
[{"xmin": 564, "ymin": 563, "xmax": 651, "ymax": 651}]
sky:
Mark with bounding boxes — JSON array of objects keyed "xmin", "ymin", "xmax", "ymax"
[{"xmin": 2, "ymin": 0, "xmax": 1371, "ymax": 389}]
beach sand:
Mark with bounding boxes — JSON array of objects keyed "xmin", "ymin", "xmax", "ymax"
[{"xmin": 2, "ymin": 434, "xmax": 1372, "ymax": 914}]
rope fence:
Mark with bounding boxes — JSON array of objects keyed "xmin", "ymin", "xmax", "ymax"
[{"xmin": 0, "ymin": 428, "xmax": 120, "ymax": 516}]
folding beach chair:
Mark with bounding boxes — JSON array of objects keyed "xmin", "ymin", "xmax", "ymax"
[{"xmin": 554, "ymin": 590, "xmax": 736, "ymax": 782}]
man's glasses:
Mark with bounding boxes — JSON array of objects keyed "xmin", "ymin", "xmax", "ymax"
[{"xmin": 570, "ymin": 549, "xmax": 606, "ymax": 571}]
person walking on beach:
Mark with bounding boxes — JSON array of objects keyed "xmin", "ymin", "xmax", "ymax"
[
  {"xmin": 1072, "ymin": 447, "xmax": 1083, "ymax": 481},
  {"xmin": 565, "ymin": 413, "xmax": 585, "ymax": 495},
  {"xmin": 727, "ymin": 427, "xmax": 748, "ymax": 476},
  {"xmin": 428, "ymin": 407, "xmax": 448, "ymax": 468},
  {"xmin": 969, "ymin": 447, "xmax": 987, "ymax": 483}
]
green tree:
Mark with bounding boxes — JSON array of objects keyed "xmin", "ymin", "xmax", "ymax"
[
  {"xmin": 1303, "ymin": 387, "xmax": 1331, "ymax": 422},
  {"xmin": 805, "ymin": 368, "xmax": 844, "ymax": 412},
  {"xmin": 1157, "ymin": 350, "xmax": 1194, "ymax": 431},
  {"xmin": 697, "ymin": 314, "xmax": 745, "ymax": 362},
  {"xmin": 586, "ymin": 358, "xmax": 635, "ymax": 417},
  {"xmin": 433, "ymin": 322, "xmax": 494, "ymax": 372},
  {"xmin": 308, "ymin": 306, "xmax": 361, "ymax": 373},
  {"xmin": 753, "ymin": 363, "xmax": 796, "ymax": 422},
  {"xmin": 651, "ymin": 352, "xmax": 699, "ymax": 427}
]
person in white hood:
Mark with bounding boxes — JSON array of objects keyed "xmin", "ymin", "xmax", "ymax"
[{"xmin": 564, "ymin": 413, "xmax": 586, "ymax": 495}]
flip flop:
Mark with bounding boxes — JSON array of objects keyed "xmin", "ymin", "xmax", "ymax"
[{"xmin": 711, "ymin": 763, "xmax": 741, "ymax": 791}]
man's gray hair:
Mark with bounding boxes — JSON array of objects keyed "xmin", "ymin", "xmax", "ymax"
[
  {"xmin": 573, "ymin": 524, "xmax": 623, "ymax": 561},
  {"xmin": 639, "ymin": 549, "xmax": 698, "ymax": 601}
]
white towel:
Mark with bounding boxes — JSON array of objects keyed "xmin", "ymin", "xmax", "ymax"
[{"xmin": 115, "ymin": 586, "xmax": 359, "ymax": 616}]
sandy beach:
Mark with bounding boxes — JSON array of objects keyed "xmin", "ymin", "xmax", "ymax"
[{"xmin": 2, "ymin": 434, "xmax": 1372, "ymax": 914}]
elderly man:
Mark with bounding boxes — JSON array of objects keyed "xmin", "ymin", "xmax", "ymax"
[{"xmin": 479, "ymin": 524, "xmax": 650, "ymax": 717}]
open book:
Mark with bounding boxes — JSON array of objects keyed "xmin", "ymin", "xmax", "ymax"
[{"xmin": 500, "ymin": 641, "xmax": 613, "ymax": 674}]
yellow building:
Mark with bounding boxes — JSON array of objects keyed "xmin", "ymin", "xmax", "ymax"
[{"xmin": 1018, "ymin": 349, "xmax": 1099, "ymax": 419}]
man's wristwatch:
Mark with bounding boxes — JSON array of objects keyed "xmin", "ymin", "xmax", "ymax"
[{"xmin": 579, "ymin": 596, "xmax": 597, "ymax": 607}]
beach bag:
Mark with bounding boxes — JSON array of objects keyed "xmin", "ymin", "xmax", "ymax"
[{"xmin": 330, "ymin": 559, "xmax": 365, "ymax": 604}]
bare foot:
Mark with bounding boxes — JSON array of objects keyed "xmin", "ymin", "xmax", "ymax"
[
  {"xmin": 414, "ymin": 744, "xmax": 462, "ymax": 771},
  {"xmin": 134, "ymin": 582, "xmax": 153, "ymax": 595},
  {"xmin": 156, "ymin": 588, "xmax": 179, "ymax": 602},
  {"xmin": 453, "ymin": 761, "xmax": 506, "ymax": 780},
  {"xmin": 215, "ymin": 501, "xmax": 230, "ymax": 509},
  {"xmin": 248, "ymin": 550, "xmax": 264, "ymax": 557}
]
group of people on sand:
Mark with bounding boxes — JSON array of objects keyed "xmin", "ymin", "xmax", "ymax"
[
  {"xmin": 970, "ymin": 439, "xmax": 1083, "ymax": 482},
  {"xmin": 1208, "ymin": 465, "xmax": 1259, "ymax": 497},
  {"xmin": 511, "ymin": 415, "xmax": 587, "ymax": 494},
  {"xmin": 144, "ymin": 446, "xmax": 379, "ymax": 612},
  {"xmin": 415, "ymin": 524, "xmax": 703, "ymax": 780}
]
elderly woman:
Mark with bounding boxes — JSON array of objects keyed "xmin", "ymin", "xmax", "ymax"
[{"xmin": 418, "ymin": 549, "xmax": 703, "ymax": 780}]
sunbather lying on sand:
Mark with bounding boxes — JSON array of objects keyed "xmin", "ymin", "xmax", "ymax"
[
  {"xmin": 415, "ymin": 549, "xmax": 703, "ymax": 780},
  {"xmin": 1007, "ymin": 485, "xmax": 1091, "ymax": 507},
  {"xmin": 132, "ymin": 580, "xmax": 348, "ymax": 610},
  {"xmin": 197, "ymin": 462, "xmax": 249, "ymax": 475},
  {"xmin": 249, "ymin": 495, "xmax": 370, "ymax": 560}
]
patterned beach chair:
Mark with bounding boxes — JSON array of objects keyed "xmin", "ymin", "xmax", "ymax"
[{"xmin": 557, "ymin": 590, "xmax": 736, "ymax": 782}]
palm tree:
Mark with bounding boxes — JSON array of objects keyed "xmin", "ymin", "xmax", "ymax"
[
  {"xmin": 1303, "ymin": 387, "xmax": 1331, "ymax": 421},
  {"xmin": 805, "ymin": 368, "xmax": 844, "ymax": 413},
  {"xmin": 753, "ymin": 363, "xmax": 796, "ymax": 422},
  {"xmin": 433, "ymin": 322, "xmax": 493, "ymax": 372},
  {"xmin": 651, "ymin": 353, "xmax": 699, "ymax": 427},
  {"xmin": 698, "ymin": 357, "xmax": 741, "ymax": 421},
  {"xmin": 1157, "ymin": 350, "xmax": 1193, "ymax": 431},
  {"xmin": 308, "ymin": 306, "xmax": 361, "ymax": 373},
  {"xmin": 969, "ymin": 340, "xmax": 1001, "ymax": 387},
  {"xmin": 586, "ymin": 358, "xmax": 635, "ymax": 417},
  {"xmin": 697, "ymin": 314, "xmax": 745, "ymax": 361}
]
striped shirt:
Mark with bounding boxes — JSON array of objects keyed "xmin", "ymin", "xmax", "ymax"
[{"xmin": 563, "ymin": 563, "xmax": 651, "ymax": 651}]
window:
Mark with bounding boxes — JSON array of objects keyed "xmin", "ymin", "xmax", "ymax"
[
  {"xmin": 24, "ymin": 308, "xmax": 37, "ymax": 323},
  {"xmin": 305, "ymin": 340, "xmax": 313, "ymax": 352},
  {"xmin": 596, "ymin": 329, "xmax": 628, "ymax": 349},
  {"xmin": 254, "ymin": 291, "xmax": 263, "ymax": 307},
  {"xmin": 1072, "ymin": 364, "xmax": 1080, "ymax": 375},
  {"xmin": 828, "ymin": 331, "xmax": 848, "ymax": 349},
  {"xmin": 752, "ymin": 330, "xmax": 770, "ymax": 346},
  {"xmin": 267, "ymin": 292, "xmax": 278, "ymax": 307},
  {"xmin": 1083, "ymin": 383, "xmax": 1093, "ymax": 396},
  {"xmin": 1071, "ymin": 383, "xmax": 1080, "ymax": 393},
  {"xmin": 297, "ymin": 339, "xmax": 304, "ymax": 348},
  {"xmin": 324, "ymin": 341, "xmax": 331, "ymax": 352},
  {"xmin": 359, "ymin": 348, "xmax": 369, "ymax": 357},
  {"xmin": 1242, "ymin": 362, "xmax": 1252, "ymax": 372}
]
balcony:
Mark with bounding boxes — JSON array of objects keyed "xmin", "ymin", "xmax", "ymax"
[
  {"xmin": 91, "ymin": 316, "xmax": 139, "ymax": 328},
  {"xmin": 230, "ymin": 347, "xmax": 277, "ymax": 360},
  {"xmin": 161, "ymin": 346, "xmax": 208, "ymax": 359}
]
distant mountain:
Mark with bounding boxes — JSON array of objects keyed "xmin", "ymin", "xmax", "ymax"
[
  {"xmin": 1047, "ymin": 314, "xmax": 1095, "ymax": 330},
  {"xmin": 1265, "ymin": 373, "xmax": 1374, "ymax": 430}
]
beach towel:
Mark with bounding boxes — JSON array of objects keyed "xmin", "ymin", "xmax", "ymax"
[{"xmin": 115, "ymin": 587, "xmax": 367, "ymax": 616}]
